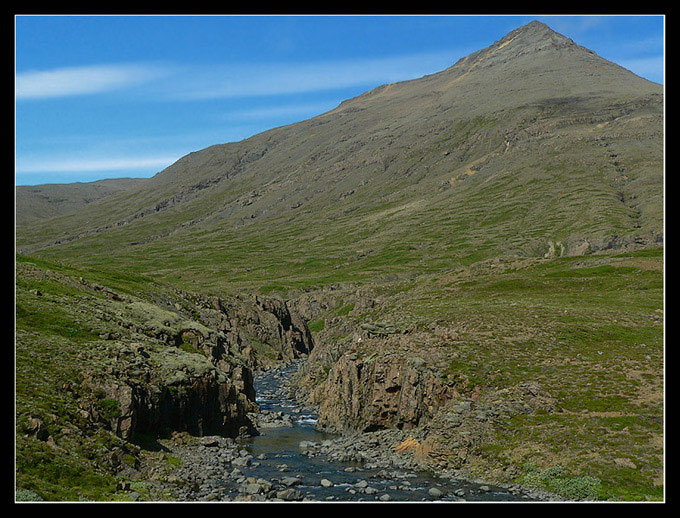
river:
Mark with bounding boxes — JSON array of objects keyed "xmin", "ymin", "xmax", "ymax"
[{"xmin": 215, "ymin": 360, "xmax": 532, "ymax": 502}]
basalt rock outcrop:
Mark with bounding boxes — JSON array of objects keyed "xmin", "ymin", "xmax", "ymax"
[
  {"xmin": 83, "ymin": 365, "xmax": 255, "ymax": 440},
  {"xmin": 16, "ymin": 259, "xmax": 317, "ymax": 445},
  {"xmin": 192, "ymin": 293, "xmax": 314, "ymax": 368},
  {"xmin": 87, "ymin": 290, "xmax": 317, "ymax": 440},
  {"xmin": 311, "ymin": 352, "xmax": 454, "ymax": 433}
]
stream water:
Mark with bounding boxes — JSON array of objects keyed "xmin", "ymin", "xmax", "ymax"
[{"xmin": 217, "ymin": 361, "xmax": 529, "ymax": 502}]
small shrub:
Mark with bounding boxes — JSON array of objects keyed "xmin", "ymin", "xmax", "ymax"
[
  {"xmin": 520, "ymin": 464, "xmax": 601, "ymax": 500},
  {"xmin": 97, "ymin": 399, "xmax": 121, "ymax": 422}
]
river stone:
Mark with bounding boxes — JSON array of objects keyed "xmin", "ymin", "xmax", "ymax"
[
  {"xmin": 320, "ymin": 478, "xmax": 333, "ymax": 488},
  {"xmin": 276, "ymin": 488, "xmax": 303, "ymax": 501},
  {"xmin": 199, "ymin": 437, "xmax": 219, "ymax": 447},
  {"xmin": 379, "ymin": 494, "xmax": 392, "ymax": 501},
  {"xmin": 232, "ymin": 456, "xmax": 251, "ymax": 467},
  {"xmin": 428, "ymin": 487, "xmax": 444, "ymax": 498},
  {"xmin": 281, "ymin": 476, "xmax": 302, "ymax": 487},
  {"xmin": 244, "ymin": 483, "xmax": 262, "ymax": 495}
]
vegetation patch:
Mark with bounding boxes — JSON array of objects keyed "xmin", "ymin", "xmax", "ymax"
[
  {"xmin": 308, "ymin": 318, "xmax": 326, "ymax": 333},
  {"xmin": 520, "ymin": 464, "xmax": 601, "ymax": 500}
]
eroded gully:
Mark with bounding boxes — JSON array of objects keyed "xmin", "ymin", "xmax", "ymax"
[{"xmin": 207, "ymin": 360, "xmax": 540, "ymax": 502}]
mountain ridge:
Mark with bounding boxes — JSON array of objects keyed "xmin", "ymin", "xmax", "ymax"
[{"xmin": 16, "ymin": 178, "xmax": 148, "ymax": 226}]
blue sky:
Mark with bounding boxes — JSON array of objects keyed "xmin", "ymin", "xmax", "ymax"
[{"xmin": 15, "ymin": 15, "xmax": 664, "ymax": 186}]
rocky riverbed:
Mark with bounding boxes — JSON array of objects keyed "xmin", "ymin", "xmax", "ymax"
[{"xmin": 135, "ymin": 360, "xmax": 562, "ymax": 501}]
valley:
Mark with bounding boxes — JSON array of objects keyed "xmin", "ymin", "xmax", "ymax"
[{"xmin": 15, "ymin": 20, "xmax": 664, "ymax": 502}]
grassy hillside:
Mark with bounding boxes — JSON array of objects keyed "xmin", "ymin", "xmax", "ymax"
[
  {"xmin": 15, "ymin": 22, "xmax": 662, "ymax": 296},
  {"xmin": 15, "ymin": 254, "xmax": 261, "ymax": 500},
  {"xmin": 16, "ymin": 178, "xmax": 148, "ymax": 226},
  {"xmin": 299, "ymin": 246, "xmax": 664, "ymax": 500}
]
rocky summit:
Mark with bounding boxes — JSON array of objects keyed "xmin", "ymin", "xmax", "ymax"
[{"xmin": 15, "ymin": 20, "xmax": 663, "ymax": 502}]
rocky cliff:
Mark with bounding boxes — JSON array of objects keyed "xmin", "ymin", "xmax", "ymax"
[
  {"xmin": 312, "ymin": 352, "xmax": 454, "ymax": 433},
  {"xmin": 79, "ymin": 345, "xmax": 257, "ymax": 439},
  {"xmin": 192, "ymin": 293, "xmax": 314, "ymax": 368},
  {"xmin": 15, "ymin": 255, "xmax": 316, "ymax": 499}
]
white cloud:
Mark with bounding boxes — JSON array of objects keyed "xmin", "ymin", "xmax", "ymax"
[
  {"xmin": 15, "ymin": 50, "xmax": 469, "ymax": 103},
  {"xmin": 16, "ymin": 155, "xmax": 177, "ymax": 174},
  {"xmin": 220, "ymin": 101, "xmax": 340, "ymax": 121},
  {"xmin": 159, "ymin": 51, "xmax": 467, "ymax": 101},
  {"xmin": 16, "ymin": 63, "xmax": 171, "ymax": 100}
]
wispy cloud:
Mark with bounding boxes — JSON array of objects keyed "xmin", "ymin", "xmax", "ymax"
[
  {"xmin": 16, "ymin": 63, "xmax": 172, "ymax": 100},
  {"xmin": 163, "ymin": 51, "xmax": 466, "ymax": 101},
  {"xmin": 219, "ymin": 101, "xmax": 340, "ymax": 122},
  {"xmin": 15, "ymin": 126, "xmax": 272, "ymax": 185},
  {"xmin": 540, "ymin": 15, "xmax": 609, "ymax": 35},
  {"xmin": 612, "ymin": 35, "xmax": 664, "ymax": 55},
  {"xmin": 16, "ymin": 155, "xmax": 177, "ymax": 174},
  {"xmin": 15, "ymin": 50, "xmax": 469, "ymax": 103}
]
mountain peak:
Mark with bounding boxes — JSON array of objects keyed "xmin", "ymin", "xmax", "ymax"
[
  {"xmin": 445, "ymin": 20, "xmax": 583, "ymax": 75},
  {"xmin": 494, "ymin": 20, "xmax": 575, "ymax": 52},
  {"xmin": 515, "ymin": 20, "xmax": 558, "ymax": 36}
]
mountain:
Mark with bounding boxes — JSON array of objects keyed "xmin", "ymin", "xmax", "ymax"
[
  {"xmin": 16, "ymin": 178, "xmax": 148, "ymax": 226},
  {"xmin": 16, "ymin": 21, "xmax": 663, "ymax": 294}
]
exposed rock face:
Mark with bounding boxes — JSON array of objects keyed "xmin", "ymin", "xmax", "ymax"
[
  {"xmin": 81, "ymin": 290, "xmax": 317, "ymax": 441},
  {"xmin": 194, "ymin": 293, "xmax": 313, "ymax": 368},
  {"xmin": 312, "ymin": 353, "xmax": 454, "ymax": 433},
  {"xmin": 86, "ymin": 369, "xmax": 255, "ymax": 439},
  {"xmin": 252, "ymin": 295, "xmax": 314, "ymax": 358},
  {"xmin": 16, "ymin": 260, "xmax": 316, "ymax": 444},
  {"xmin": 414, "ymin": 382, "xmax": 559, "ymax": 472}
]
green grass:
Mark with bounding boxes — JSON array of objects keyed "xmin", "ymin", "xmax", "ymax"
[
  {"xmin": 520, "ymin": 464, "xmax": 601, "ymax": 500},
  {"xmin": 16, "ymin": 303, "xmax": 99, "ymax": 343},
  {"xmin": 178, "ymin": 341, "xmax": 206, "ymax": 357},
  {"xmin": 16, "ymin": 439, "xmax": 120, "ymax": 501},
  {"xmin": 312, "ymin": 250, "xmax": 663, "ymax": 500},
  {"xmin": 308, "ymin": 318, "xmax": 326, "ymax": 333},
  {"xmin": 336, "ymin": 303, "xmax": 355, "ymax": 316},
  {"xmin": 14, "ymin": 255, "xmax": 239, "ymax": 501}
]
